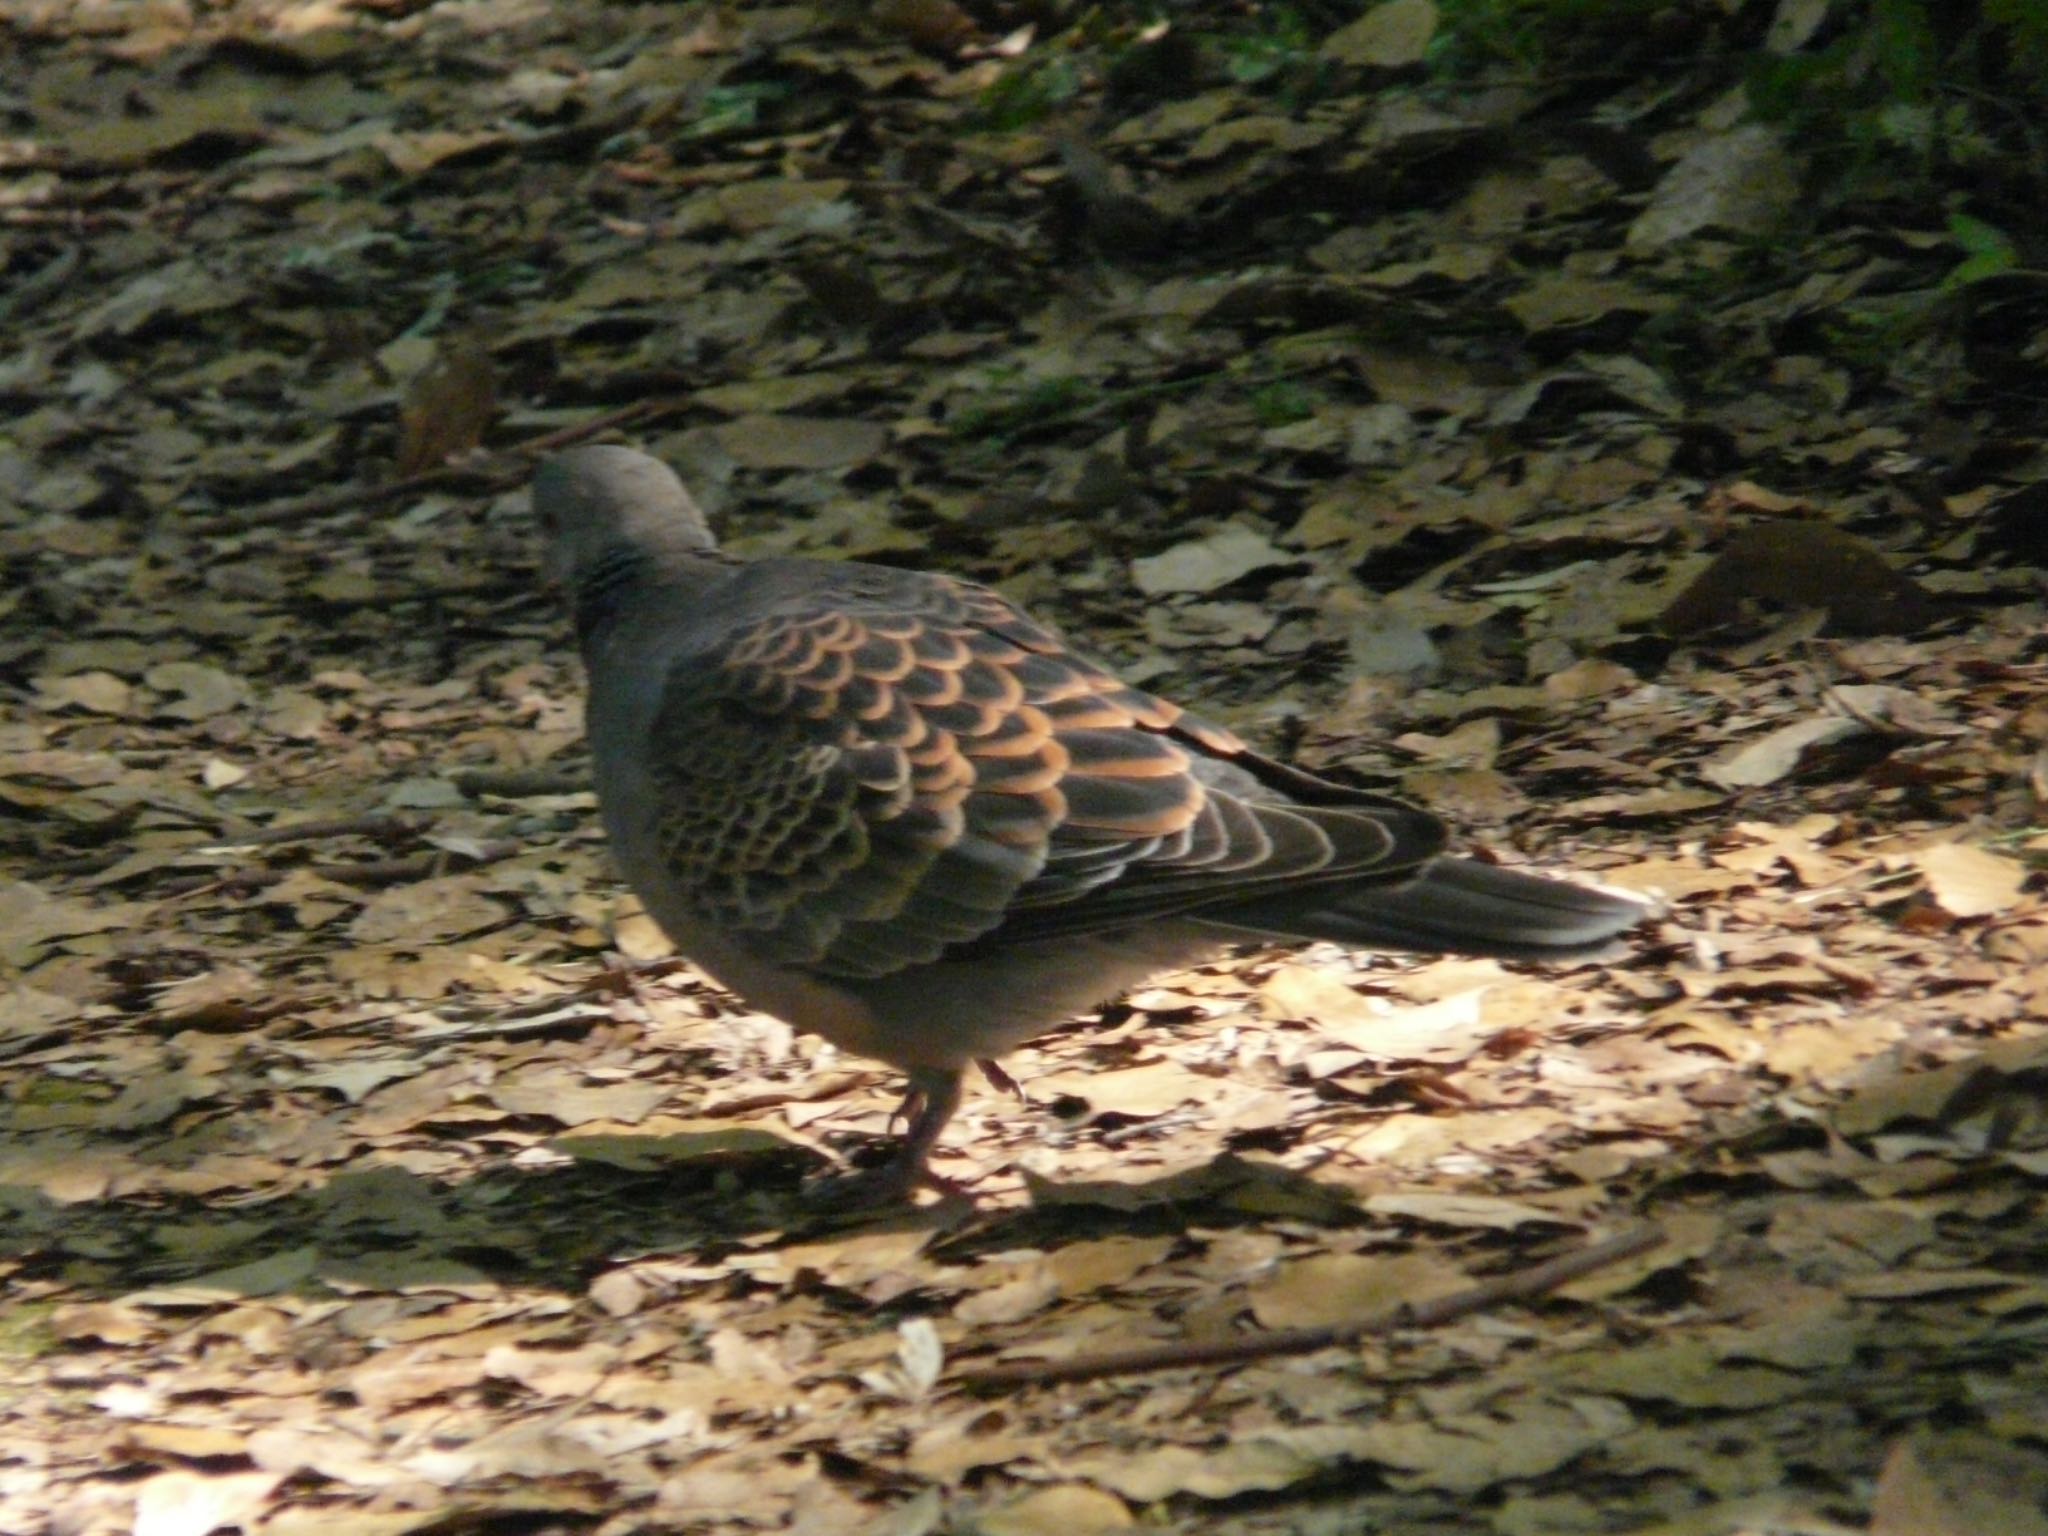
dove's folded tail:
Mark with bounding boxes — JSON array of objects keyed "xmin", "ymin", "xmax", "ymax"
[{"xmin": 1199, "ymin": 856, "xmax": 1650, "ymax": 962}]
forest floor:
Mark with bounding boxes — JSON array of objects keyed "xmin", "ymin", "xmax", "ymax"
[{"xmin": 2, "ymin": 2, "xmax": 2047, "ymax": 1533}]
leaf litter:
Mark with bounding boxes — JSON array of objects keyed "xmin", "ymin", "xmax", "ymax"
[{"xmin": 1, "ymin": 1, "xmax": 2046, "ymax": 1534}]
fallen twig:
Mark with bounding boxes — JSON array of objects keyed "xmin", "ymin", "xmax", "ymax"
[
  {"xmin": 211, "ymin": 813, "xmax": 428, "ymax": 848},
  {"xmin": 158, "ymin": 839, "xmax": 525, "ymax": 899},
  {"xmin": 955, "ymin": 1224, "xmax": 1664, "ymax": 1391},
  {"xmin": 452, "ymin": 767, "xmax": 590, "ymax": 798},
  {"xmin": 223, "ymin": 396, "xmax": 695, "ymax": 529}
]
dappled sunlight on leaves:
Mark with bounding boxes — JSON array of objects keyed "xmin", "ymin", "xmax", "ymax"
[{"xmin": 1, "ymin": 0, "xmax": 2046, "ymax": 1532}]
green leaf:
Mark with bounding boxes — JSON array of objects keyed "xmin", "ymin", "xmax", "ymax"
[{"xmin": 1944, "ymin": 212, "xmax": 2019, "ymax": 289}]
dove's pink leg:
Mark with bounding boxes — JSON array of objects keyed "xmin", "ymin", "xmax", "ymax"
[
  {"xmin": 883, "ymin": 1066, "xmax": 964, "ymax": 1195},
  {"xmin": 810, "ymin": 1066, "xmax": 967, "ymax": 1204},
  {"xmin": 976, "ymin": 1058, "xmax": 1022, "ymax": 1097}
]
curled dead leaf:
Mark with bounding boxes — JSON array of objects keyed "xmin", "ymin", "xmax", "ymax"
[
  {"xmin": 394, "ymin": 339, "xmax": 496, "ymax": 477},
  {"xmin": 1661, "ymin": 521, "xmax": 1934, "ymax": 637},
  {"xmin": 1701, "ymin": 716, "xmax": 1874, "ymax": 789}
]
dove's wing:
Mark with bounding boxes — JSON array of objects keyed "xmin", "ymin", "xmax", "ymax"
[{"xmin": 639, "ymin": 561, "xmax": 1447, "ymax": 980}]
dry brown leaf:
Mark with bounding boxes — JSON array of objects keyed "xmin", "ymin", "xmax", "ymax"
[
  {"xmin": 1248, "ymin": 1250, "xmax": 1468, "ymax": 1330},
  {"xmin": 1319, "ymin": 0, "xmax": 1438, "ymax": 68},
  {"xmin": 1559, "ymin": 1212, "xmax": 1721, "ymax": 1300},
  {"xmin": 1263, "ymin": 967, "xmax": 1504, "ymax": 1064},
  {"xmin": 1701, "ymin": 715, "xmax": 1868, "ymax": 789},
  {"xmin": 870, "ymin": 0, "xmax": 978, "ymax": 52},
  {"xmin": 146, "ymin": 661, "xmax": 252, "ymax": 720},
  {"xmin": 491, "ymin": 1069, "xmax": 671, "ymax": 1125},
  {"xmin": 1842, "ymin": 1269, "xmax": 2025, "ymax": 1300},
  {"xmin": 955, "ymin": 1263, "xmax": 1061, "ymax": 1326},
  {"xmin": 1553, "ymin": 1339, "xmax": 1803, "ymax": 1409},
  {"xmin": 373, "ymin": 129, "xmax": 509, "ymax": 176},
  {"xmin": 1393, "ymin": 716, "xmax": 1501, "ymax": 767},
  {"xmin": 1361, "ymin": 1192, "xmax": 1573, "ymax": 1230},
  {"xmin": 1661, "ymin": 521, "xmax": 1933, "ymax": 636},
  {"xmin": 1831, "ymin": 1034, "xmax": 2048, "ymax": 1138},
  {"xmin": 1062, "ymin": 1439, "xmax": 1322, "ymax": 1502},
  {"xmin": 904, "ymin": 1412, "xmax": 1039, "ymax": 1484},
  {"xmin": 1342, "ymin": 1105, "xmax": 1558, "ymax": 1169},
  {"xmin": 1542, "ymin": 657, "xmax": 1638, "ymax": 700},
  {"xmin": 715, "ymin": 414, "xmax": 890, "ymax": 470},
  {"xmin": 34, "ymin": 669, "xmax": 135, "ymax": 715},
  {"xmin": 550, "ymin": 1123, "xmax": 797, "ymax": 1171},
  {"xmin": 1501, "ymin": 274, "xmax": 1675, "ymax": 332},
  {"xmin": 131, "ymin": 1469, "xmax": 283, "ymax": 1536},
  {"xmin": 394, "ymin": 339, "xmax": 496, "ymax": 477},
  {"xmin": 729, "ymin": 1226, "xmax": 938, "ymax": 1289},
  {"xmin": 1628, "ymin": 124, "xmax": 1801, "ymax": 247},
  {"xmin": 1351, "ymin": 1403, "xmax": 1605, "ymax": 1495},
  {"xmin": 123, "ymin": 1421, "xmax": 253, "ymax": 1460},
  {"xmin": 1130, "ymin": 523, "xmax": 1294, "ymax": 595},
  {"xmin": 347, "ymin": 878, "xmax": 507, "ymax": 943},
  {"xmin": 1555, "ymin": 786, "xmax": 1726, "ymax": 820},
  {"xmin": 976, "ymin": 1484, "xmax": 1134, "ymax": 1536},
  {"xmin": 1027, "ymin": 1059, "xmax": 1217, "ymax": 1117},
  {"xmin": 714, "ymin": 177, "xmax": 852, "ymax": 234},
  {"xmin": 1047, "ymin": 1235, "xmax": 1176, "ymax": 1294},
  {"xmin": 1871, "ymin": 1432, "xmax": 2048, "ymax": 1536},
  {"xmin": 1912, "ymin": 841, "xmax": 2029, "ymax": 918}
]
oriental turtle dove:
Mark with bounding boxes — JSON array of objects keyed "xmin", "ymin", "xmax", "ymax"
[{"xmin": 534, "ymin": 445, "xmax": 1648, "ymax": 1196}]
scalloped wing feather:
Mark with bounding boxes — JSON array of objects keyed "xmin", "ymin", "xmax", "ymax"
[{"xmin": 644, "ymin": 563, "xmax": 1445, "ymax": 979}]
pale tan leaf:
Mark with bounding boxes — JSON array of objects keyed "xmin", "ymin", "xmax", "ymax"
[
  {"xmin": 145, "ymin": 661, "xmax": 252, "ymax": 720},
  {"xmin": 1319, "ymin": 0, "xmax": 1437, "ymax": 67},
  {"xmin": 1871, "ymin": 1432, "xmax": 2048, "ymax": 1536},
  {"xmin": 131, "ymin": 1470, "xmax": 281, "ymax": 1536},
  {"xmin": 978, "ymin": 1484, "xmax": 1134, "ymax": 1536},
  {"xmin": 1629, "ymin": 124, "xmax": 1801, "ymax": 248},
  {"xmin": 1914, "ymin": 841, "xmax": 2028, "ymax": 918},
  {"xmin": 1130, "ymin": 523, "xmax": 1294, "ymax": 595},
  {"xmin": 1248, "ymin": 1250, "xmax": 1467, "ymax": 1330},
  {"xmin": 1362, "ymin": 1192, "xmax": 1571, "ymax": 1230},
  {"xmin": 1702, "ymin": 715, "xmax": 1866, "ymax": 788},
  {"xmin": 715, "ymin": 413, "xmax": 889, "ymax": 470},
  {"xmin": 347, "ymin": 878, "xmax": 507, "ymax": 943},
  {"xmin": 1066, "ymin": 1440, "xmax": 1321, "ymax": 1502}
]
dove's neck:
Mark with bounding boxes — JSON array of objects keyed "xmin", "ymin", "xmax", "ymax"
[{"xmin": 572, "ymin": 541, "xmax": 728, "ymax": 645}]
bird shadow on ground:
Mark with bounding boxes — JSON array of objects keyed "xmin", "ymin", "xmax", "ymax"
[{"xmin": 0, "ymin": 1117, "xmax": 1419, "ymax": 1302}]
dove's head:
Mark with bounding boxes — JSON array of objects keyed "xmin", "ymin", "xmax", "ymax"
[{"xmin": 532, "ymin": 446, "xmax": 718, "ymax": 594}]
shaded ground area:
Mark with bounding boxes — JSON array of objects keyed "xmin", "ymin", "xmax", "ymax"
[{"xmin": 2, "ymin": 2, "xmax": 2046, "ymax": 1533}]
